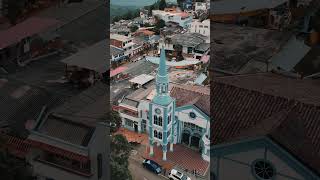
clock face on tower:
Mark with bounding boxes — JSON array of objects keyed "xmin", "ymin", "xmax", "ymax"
[{"xmin": 155, "ymin": 108, "xmax": 161, "ymax": 114}]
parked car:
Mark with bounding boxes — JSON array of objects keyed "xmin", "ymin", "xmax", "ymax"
[
  {"xmin": 142, "ymin": 159, "xmax": 162, "ymax": 174},
  {"xmin": 168, "ymin": 169, "xmax": 191, "ymax": 180}
]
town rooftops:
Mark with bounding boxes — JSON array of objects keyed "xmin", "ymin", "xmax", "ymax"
[
  {"xmin": 212, "ymin": 72, "xmax": 320, "ymax": 176},
  {"xmin": 29, "ymin": 82, "xmax": 108, "ymax": 151},
  {"xmin": 212, "ymin": 0, "xmax": 288, "ymax": 15},
  {"xmin": 61, "ymin": 40, "xmax": 108, "ymax": 73},
  {"xmin": 0, "ymin": 17, "xmax": 60, "ymax": 49},
  {"xmin": 171, "ymin": 33, "xmax": 205, "ymax": 47},
  {"xmin": 0, "ymin": 78, "xmax": 52, "ymax": 137}
]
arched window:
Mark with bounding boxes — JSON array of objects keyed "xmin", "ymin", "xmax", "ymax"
[
  {"xmin": 154, "ymin": 130, "xmax": 158, "ymax": 138},
  {"xmin": 159, "ymin": 116, "xmax": 163, "ymax": 126},
  {"xmin": 153, "ymin": 115, "xmax": 158, "ymax": 124},
  {"xmin": 158, "ymin": 132, "xmax": 162, "ymax": 139}
]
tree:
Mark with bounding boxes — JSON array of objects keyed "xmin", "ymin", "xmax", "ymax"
[
  {"xmin": 130, "ymin": 25, "xmax": 139, "ymax": 33},
  {"xmin": 110, "ymin": 134, "xmax": 133, "ymax": 180},
  {"xmin": 174, "ymin": 44, "xmax": 184, "ymax": 61},
  {"xmin": 153, "ymin": 18, "xmax": 166, "ymax": 35},
  {"xmin": 110, "ymin": 111, "xmax": 122, "ymax": 133},
  {"xmin": 158, "ymin": 0, "xmax": 167, "ymax": 10}
]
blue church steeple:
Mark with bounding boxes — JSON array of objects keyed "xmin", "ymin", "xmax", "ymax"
[
  {"xmin": 148, "ymin": 47, "xmax": 175, "ymax": 161},
  {"xmin": 152, "ymin": 47, "xmax": 173, "ymax": 106}
]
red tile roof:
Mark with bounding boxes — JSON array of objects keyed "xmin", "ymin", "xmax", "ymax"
[
  {"xmin": 170, "ymin": 86, "xmax": 210, "ymax": 115},
  {"xmin": 213, "ymin": 73, "xmax": 320, "ymax": 175}
]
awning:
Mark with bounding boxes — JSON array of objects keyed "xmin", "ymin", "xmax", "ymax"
[
  {"xmin": 129, "ymin": 74, "xmax": 154, "ymax": 85},
  {"xmin": 0, "ymin": 17, "xmax": 60, "ymax": 49},
  {"xmin": 110, "ymin": 66, "xmax": 128, "ymax": 77},
  {"xmin": 195, "ymin": 73, "xmax": 207, "ymax": 85}
]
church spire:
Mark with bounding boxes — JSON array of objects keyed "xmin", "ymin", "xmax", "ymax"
[{"xmin": 158, "ymin": 47, "xmax": 168, "ymax": 78}]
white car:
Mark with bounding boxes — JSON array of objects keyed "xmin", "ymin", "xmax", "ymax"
[{"xmin": 168, "ymin": 169, "xmax": 191, "ymax": 180}]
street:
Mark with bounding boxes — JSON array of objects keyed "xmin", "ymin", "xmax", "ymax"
[{"xmin": 129, "ymin": 157, "xmax": 167, "ymax": 180}]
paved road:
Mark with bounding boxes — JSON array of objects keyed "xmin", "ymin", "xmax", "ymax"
[{"xmin": 129, "ymin": 157, "xmax": 167, "ymax": 180}]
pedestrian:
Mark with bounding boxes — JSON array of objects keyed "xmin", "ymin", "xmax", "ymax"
[{"xmin": 163, "ymin": 168, "xmax": 166, "ymax": 176}]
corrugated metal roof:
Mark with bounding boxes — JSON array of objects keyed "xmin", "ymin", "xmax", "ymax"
[
  {"xmin": 61, "ymin": 40, "xmax": 108, "ymax": 73},
  {"xmin": 271, "ymin": 37, "xmax": 311, "ymax": 71}
]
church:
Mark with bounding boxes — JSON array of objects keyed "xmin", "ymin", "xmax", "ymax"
[{"xmin": 117, "ymin": 48, "xmax": 210, "ymax": 162}]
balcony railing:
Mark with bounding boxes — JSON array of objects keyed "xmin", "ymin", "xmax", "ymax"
[{"xmin": 36, "ymin": 157, "xmax": 92, "ymax": 177}]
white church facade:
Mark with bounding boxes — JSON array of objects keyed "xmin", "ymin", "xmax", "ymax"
[{"xmin": 117, "ymin": 48, "xmax": 210, "ymax": 162}]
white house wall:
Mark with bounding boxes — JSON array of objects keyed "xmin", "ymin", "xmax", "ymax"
[{"xmin": 175, "ymin": 108, "xmax": 208, "ymax": 129}]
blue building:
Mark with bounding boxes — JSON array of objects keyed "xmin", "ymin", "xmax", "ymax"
[{"xmin": 118, "ymin": 48, "xmax": 210, "ymax": 161}]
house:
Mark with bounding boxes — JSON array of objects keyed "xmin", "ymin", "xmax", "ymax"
[
  {"xmin": 140, "ymin": 8, "xmax": 149, "ymax": 19},
  {"xmin": 0, "ymin": 17, "xmax": 60, "ymax": 70},
  {"xmin": 159, "ymin": 33, "xmax": 206, "ymax": 57},
  {"xmin": 110, "ymin": 33, "xmax": 138, "ymax": 57},
  {"xmin": 183, "ymin": 0, "xmax": 193, "ymax": 10},
  {"xmin": 152, "ymin": 8, "xmax": 193, "ymax": 28},
  {"xmin": 110, "ymin": 45, "xmax": 127, "ymax": 65},
  {"xmin": 211, "ymin": 72, "xmax": 320, "ymax": 180},
  {"xmin": 194, "ymin": 43, "xmax": 210, "ymax": 60},
  {"xmin": 0, "ymin": 77, "xmax": 52, "ymax": 137},
  {"xmin": 117, "ymin": 49, "xmax": 210, "ymax": 161},
  {"xmin": 61, "ymin": 40, "xmax": 109, "ymax": 88},
  {"xmin": 27, "ymin": 82, "xmax": 110, "ymax": 180},
  {"xmin": 194, "ymin": 1, "xmax": 209, "ymax": 12},
  {"xmin": 190, "ymin": 19, "xmax": 210, "ymax": 38}
]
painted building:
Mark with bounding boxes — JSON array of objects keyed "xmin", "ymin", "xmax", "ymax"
[
  {"xmin": 110, "ymin": 45, "xmax": 126, "ymax": 63},
  {"xmin": 110, "ymin": 34, "xmax": 137, "ymax": 57},
  {"xmin": 117, "ymin": 48, "xmax": 210, "ymax": 161},
  {"xmin": 194, "ymin": 1, "xmax": 209, "ymax": 12},
  {"xmin": 152, "ymin": 9, "xmax": 193, "ymax": 28},
  {"xmin": 190, "ymin": 19, "xmax": 210, "ymax": 38},
  {"xmin": 158, "ymin": 33, "xmax": 207, "ymax": 56},
  {"xmin": 211, "ymin": 73, "xmax": 320, "ymax": 180}
]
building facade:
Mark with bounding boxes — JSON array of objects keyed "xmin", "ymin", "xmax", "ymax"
[
  {"xmin": 190, "ymin": 19, "xmax": 210, "ymax": 38},
  {"xmin": 152, "ymin": 9, "xmax": 193, "ymax": 28},
  {"xmin": 117, "ymin": 48, "xmax": 210, "ymax": 161}
]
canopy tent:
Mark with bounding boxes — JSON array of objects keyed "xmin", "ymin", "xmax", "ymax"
[
  {"xmin": 129, "ymin": 74, "xmax": 154, "ymax": 86},
  {"xmin": 61, "ymin": 40, "xmax": 108, "ymax": 73}
]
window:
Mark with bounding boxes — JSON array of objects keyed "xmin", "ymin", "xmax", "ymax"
[
  {"xmin": 204, "ymin": 26, "xmax": 209, "ymax": 28},
  {"xmin": 158, "ymin": 116, "xmax": 163, "ymax": 126},
  {"xmin": 189, "ymin": 112, "xmax": 196, "ymax": 119},
  {"xmin": 199, "ymin": 25, "xmax": 203, "ymax": 28},
  {"xmin": 252, "ymin": 160, "xmax": 275, "ymax": 180},
  {"xmin": 158, "ymin": 132, "xmax": 162, "ymax": 139},
  {"xmin": 154, "ymin": 115, "xmax": 158, "ymax": 124},
  {"xmin": 167, "ymin": 129, "xmax": 171, "ymax": 138},
  {"xmin": 187, "ymin": 47, "xmax": 193, "ymax": 54},
  {"xmin": 154, "ymin": 130, "xmax": 158, "ymax": 138},
  {"xmin": 125, "ymin": 119, "xmax": 133, "ymax": 127},
  {"xmin": 155, "ymin": 108, "xmax": 161, "ymax": 114},
  {"xmin": 168, "ymin": 115, "xmax": 171, "ymax": 124}
]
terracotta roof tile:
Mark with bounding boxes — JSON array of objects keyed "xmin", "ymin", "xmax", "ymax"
[{"xmin": 212, "ymin": 73, "xmax": 320, "ymax": 175}]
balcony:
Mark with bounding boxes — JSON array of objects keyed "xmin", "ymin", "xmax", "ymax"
[
  {"xmin": 119, "ymin": 109, "xmax": 139, "ymax": 118},
  {"xmin": 33, "ymin": 156, "xmax": 92, "ymax": 179}
]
